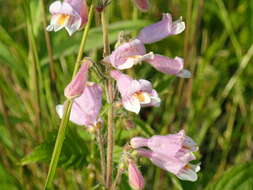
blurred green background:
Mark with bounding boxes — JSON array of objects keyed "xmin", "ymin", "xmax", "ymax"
[{"xmin": 0, "ymin": 0, "xmax": 253, "ymax": 189}]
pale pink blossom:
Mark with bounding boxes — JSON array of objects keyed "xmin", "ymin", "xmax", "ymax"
[
  {"xmin": 64, "ymin": 60, "xmax": 91, "ymax": 99},
  {"xmin": 132, "ymin": 0, "xmax": 150, "ymax": 12},
  {"xmin": 110, "ymin": 70, "xmax": 160, "ymax": 114},
  {"xmin": 137, "ymin": 148, "xmax": 200, "ymax": 182},
  {"xmin": 137, "ymin": 13, "xmax": 185, "ymax": 44},
  {"xmin": 47, "ymin": 0, "xmax": 88, "ymax": 36},
  {"xmin": 146, "ymin": 55, "xmax": 191, "ymax": 78},
  {"xmin": 130, "ymin": 130, "xmax": 198, "ymax": 158},
  {"xmin": 109, "ymin": 39, "xmax": 154, "ymax": 70},
  {"xmin": 128, "ymin": 160, "xmax": 145, "ymax": 190},
  {"xmin": 56, "ymin": 82, "xmax": 102, "ymax": 128}
]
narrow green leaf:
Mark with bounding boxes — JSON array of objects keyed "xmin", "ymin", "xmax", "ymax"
[{"xmin": 205, "ymin": 162, "xmax": 253, "ymax": 190}]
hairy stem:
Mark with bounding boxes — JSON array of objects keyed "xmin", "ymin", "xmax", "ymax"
[
  {"xmin": 96, "ymin": 130, "xmax": 106, "ymax": 184},
  {"xmin": 101, "ymin": 9, "xmax": 114, "ymax": 189},
  {"xmin": 106, "ymin": 96, "xmax": 114, "ymax": 189},
  {"xmin": 101, "ymin": 11, "xmax": 110, "ymax": 57},
  {"xmin": 43, "ymin": 4, "xmax": 94, "ymax": 189}
]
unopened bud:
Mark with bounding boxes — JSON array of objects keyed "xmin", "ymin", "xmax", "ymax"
[
  {"xmin": 123, "ymin": 119, "xmax": 136, "ymax": 130},
  {"xmin": 128, "ymin": 160, "xmax": 145, "ymax": 190},
  {"xmin": 132, "ymin": 0, "xmax": 150, "ymax": 12},
  {"xmin": 64, "ymin": 60, "xmax": 91, "ymax": 99}
]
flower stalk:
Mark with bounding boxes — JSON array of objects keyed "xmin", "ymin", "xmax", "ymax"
[
  {"xmin": 43, "ymin": 3, "xmax": 94, "ymax": 189},
  {"xmin": 73, "ymin": 4, "xmax": 95, "ymax": 77},
  {"xmin": 96, "ymin": 129, "xmax": 106, "ymax": 184},
  {"xmin": 111, "ymin": 165, "xmax": 124, "ymax": 190}
]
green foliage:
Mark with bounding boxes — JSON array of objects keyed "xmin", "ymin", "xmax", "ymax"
[
  {"xmin": 206, "ymin": 162, "xmax": 253, "ymax": 190},
  {"xmin": 21, "ymin": 127, "xmax": 89, "ymax": 169},
  {"xmin": 0, "ymin": 164, "xmax": 22, "ymax": 190}
]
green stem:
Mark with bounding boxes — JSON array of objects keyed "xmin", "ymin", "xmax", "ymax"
[
  {"xmin": 44, "ymin": 100, "xmax": 73, "ymax": 189},
  {"xmin": 72, "ymin": 4, "xmax": 94, "ymax": 78},
  {"xmin": 43, "ymin": 4, "xmax": 94, "ymax": 189}
]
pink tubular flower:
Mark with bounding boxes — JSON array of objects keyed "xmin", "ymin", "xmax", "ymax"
[
  {"xmin": 137, "ymin": 13, "xmax": 185, "ymax": 44},
  {"xmin": 146, "ymin": 54, "xmax": 191, "ymax": 78},
  {"xmin": 56, "ymin": 82, "xmax": 102, "ymax": 128},
  {"xmin": 137, "ymin": 148, "xmax": 200, "ymax": 182},
  {"xmin": 47, "ymin": 0, "xmax": 88, "ymax": 36},
  {"xmin": 130, "ymin": 130, "xmax": 198, "ymax": 158},
  {"xmin": 128, "ymin": 160, "xmax": 145, "ymax": 190},
  {"xmin": 110, "ymin": 70, "xmax": 160, "ymax": 114},
  {"xmin": 132, "ymin": 0, "xmax": 150, "ymax": 12},
  {"xmin": 109, "ymin": 39, "xmax": 154, "ymax": 70},
  {"xmin": 64, "ymin": 60, "xmax": 91, "ymax": 99}
]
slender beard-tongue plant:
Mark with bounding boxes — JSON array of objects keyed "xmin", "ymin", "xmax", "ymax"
[{"xmin": 43, "ymin": 0, "xmax": 201, "ymax": 188}]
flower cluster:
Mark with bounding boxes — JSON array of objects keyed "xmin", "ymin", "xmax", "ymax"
[
  {"xmin": 48, "ymin": 0, "xmax": 200, "ymax": 187},
  {"xmin": 108, "ymin": 13, "xmax": 189, "ymax": 78},
  {"xmin": 131, "ymin": 130, "xmax": 200, "ymax": 182},
  {"xmin": 108, "ymin": 13, "xmax": 189, "ymax": 115}
]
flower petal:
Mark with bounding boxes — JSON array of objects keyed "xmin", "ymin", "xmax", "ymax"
[
  {"xmin": 135, "ymin": 92, "xmax": 151, "ymax": 104},
  {"xmin": 138, "ymin": 79, "xmax": 153, "ymax": 93},
  {"xmin": 109, "ymin": 39, "xmax": 146, "ymax": 69},
  {"xmin": 56, "ymin": 104, "xmax": 64, "ymax": 118},
  {"xmin": 171, "ymin": 17, "xmax": 185, "ymax": 35},
  {"xmin": 147, "ymin": 55, "xmax": 184, "ymax": 75},
  {"xmin": 176, "ymin": 69, "xmax": 191, "ymax": 78},
  {"xmin": 65, "ymin": 16, "xmax": 82, "ymax": 36},
  {"xmin": 149, "ymin": 90, "xmax": 161, "ymax": 107},
  {"xmin": 123, "ymin": 96, "xmax": 141, "ymax": 114},
  {"xmin": 49, "ymin": 1, "xmax": 62, "ymax": 14},
  {"xmin": 176, "ymin": 164, "xmax": 200, "ymax": 182},
  {"xmin": 137, "ymin": 13, "xmax": 185, "ymax": 44}
]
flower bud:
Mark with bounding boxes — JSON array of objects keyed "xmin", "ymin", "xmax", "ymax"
[
  {"xmin": 128, "ymin": 160, "xmax": 145, "ymax": 190},
  {"xmin": 64, "ymin": 60, "xmax": 91, "ymax": 99},
  {"xmin": 132, "ymin": 0, "xmax": 150, "ymax": 12},
  {"xmin": 57, "ymin": 82, "xmax": 103, "ymax": 128},
  {"xmin": 123, "ymin": 119, "xmax": 136, "ymax": 129}
]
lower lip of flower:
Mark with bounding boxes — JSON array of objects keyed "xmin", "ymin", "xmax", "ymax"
[
  {"xmin": 134, "ymin": 92, "xmax": 148, "ymax": 103},
  {"xmin": 57, "ymin": 14, "xmax": 70, "ymax": 25}
]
